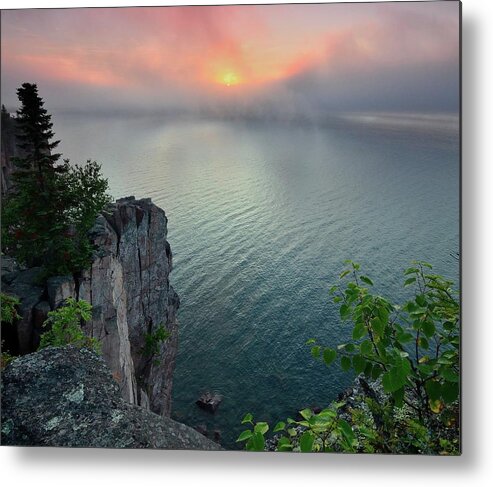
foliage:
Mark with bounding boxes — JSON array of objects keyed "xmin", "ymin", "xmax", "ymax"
[
  {"xmin": 1, "ymin": 293, "xmax": 20, "ymax": 369},
  {"xmin": 238, "ymin": 260, "xmax": 460, "ymax": 454},
  {"xmin": 0, "ymin": 348, "xmax": 14, "ymax": 370},
  {"xmin": 237, "ymin": 407, "xmax": 357, "ymax": 453},
  {"xmin": 1, "ymin": 83, "xmax": 111, "ymax": 276},
  {"xmin": 1, "ymin": 293, "xmax": 20, "ymax": 324},
  {"xmin": 38, "ymin": 297, "xmax": 101, "ymax": 353},
  {"xmin": 141, "ymin": 325, "xmax": 171, "ymax": 365}
]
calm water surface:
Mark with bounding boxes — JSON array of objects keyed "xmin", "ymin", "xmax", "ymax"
[{"xmin": 54, "ymin": 113, "xmax": 459, "ymax": 448}]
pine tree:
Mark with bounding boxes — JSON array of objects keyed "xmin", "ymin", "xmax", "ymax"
[
  {"xmin": 2, "ymin": 83, "xmax": 69, "ymax": 268},
  {"xmin": 13, "ymin": 83, "xmax": 64, "ymax": 191}
]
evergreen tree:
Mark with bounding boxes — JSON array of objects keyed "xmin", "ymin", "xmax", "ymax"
[
  {"xmin": 13, "ymin": 83, "xmax": 65, "ymax": 191},
  {"xmin": 2, "ymin": 83, "xmax": 111, "ymax": 274},
  {"xmin": 2, "ymin": 83, "xmax": 70, "ymax": 267}
]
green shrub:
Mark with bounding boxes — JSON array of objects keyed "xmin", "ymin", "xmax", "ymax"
[
  {"xmin": 1, "ymin": 293, "xmax": 20, "ymax": 324},
  {"xmin": 237, "ymin": 261, "xmax": 460, "ymax": 454},
  {"xmin": 141, "ymin": 325, "xmax": 171, "ymax": 365},
  {"xmin": 38, "ymin": 297, "xmax": 101, "ymax": 353},
  {"xmin": 1, "ymin": 293, "xmax": 20, "ymax": 369}
]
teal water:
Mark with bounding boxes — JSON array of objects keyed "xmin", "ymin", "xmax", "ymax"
[{"xmin": 54, "ymin": 113, "xmax": 459, "ymax": 449}]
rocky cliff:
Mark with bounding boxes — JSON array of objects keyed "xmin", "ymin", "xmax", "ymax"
[
  {"xmin": 1, "ymin": 110, "xmax": 22, "ymax": 193},
  {"xmin": 1, "ymin": 197, "xmax": 180, "ymax": 417},
  {"xmin": 1, "ymin": 346, "xmax": 220, "ymax": 450}
]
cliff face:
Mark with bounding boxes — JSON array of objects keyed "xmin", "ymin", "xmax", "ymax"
[
  {"xmin": 79, "ymin": 196, "xmax": 180, "ymax": 415},
  {"xmin": 1, "ymin": 197, "xmax": 180, "ymax": 417},
  {"xmin": 1, "ymin": 346, "xmax": 220, "ymax": 450},
  {"xmin": 1, "ymin": 111, "xmax": 24, "ymax": 193}
]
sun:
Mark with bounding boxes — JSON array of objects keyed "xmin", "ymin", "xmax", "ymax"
[{"xmin": 221, "ymin": 72, "xmax": 240, "ymax": 87}]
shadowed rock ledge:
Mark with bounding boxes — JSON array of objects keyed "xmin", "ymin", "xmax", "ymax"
[{"xmin": 1, "ymin": 346, "xmax": 221, "ymax": 450}]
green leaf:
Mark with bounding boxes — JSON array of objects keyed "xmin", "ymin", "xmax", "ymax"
[
  {"xmin": 422, "ymin": 320, "xmax": 436, "ymax": 338},
  {"xmin": 371, "ymin": 364, "xmax": 383, "ymax": 380},
  {"xmin": 441, "ymin": 368, "xmax": 459, "ymax": 383},
  {"xmin": 299, "ymin": 431, "xmax": 315, "ymax": 452},
  {"xmin": 339, "ymin": 270, "xmax": 351, "ymax": 279},
  {"xmin": 392, "ymin": 387, "xmax": 405, "ymax": 408},
  {"xmin": 248, "ymin": 431, "xmax": 265, "ymax": 451},
  {"xmin": 340, "ymin": 304, "xmax": 351, "ymax": 320},
  {"xmin": 299, "ymin": 408, "xmax": 313, "ymax": 420},
  {"xmin": 397, "ymin": 331, "xmax": 414, "ymax": 344},
  {"xmin": 418, "ymin": 363, "xmax": 433, "ymax": 376},
  {"xmin": 305, "ymin": 338, "xmax": 316, "ymax": 345},
  {"xmin": 382, "ymin": 358, "xmax": 411, "ymax": 393},
  {"xmin": 371, "ymin": 317, "xmax": 385, "ymax": 338},
  {"xmin": 311, "ymin": 346, "xmax": 321, "ymax": 359},
  {"xmin": 360, "ymin": 339, "xmax": 373, "ymax": 356},
  {"xmin": 442, "ymin": 382, "xmax": 459, "ymax": 404},
  {"xmin": 254, "ymin": 422, "xmax": 269, "ymax": 435},
  {"xmin": 341, "ymin": 355, "xmax": 352, "ymax": 371},
  {"xmin": 425, "ymin": 380, "xmax": 441, "ymax": 401},
  {"xmin": 323, "ymin": 348, "xmax": 337, "ymax": 366},
  {"xmin": 360, "ymin": 275, "xmax": 374, "ymax": 286},
  {"xmin": 338, "ymin": 419, "xmax": 355, "ymax": 446},
  {"xmin": 352, "ymin": 323, "xmax": 366, "ymax": 340},
  {"xmin": 404, "ymin": 267, "xmax": 418, "ymax": 275},
  {"xmin": 276, "ymin": 436, "xmax": 293, "ymax": 451},
  {"xmin": 353, "ymin": 355, "xmax": 366, "ymax": 374},
  {"xmin": 273, "ymin": 421, "xmax": 286, "ymax": 432},
  {"xmin": 241, "ymin": 413, "xmax": 253, "ymax": 424},
  {"xmin": 236, "ymin": 430, "xmax": 253, "ymax": 442},
  {"xmin": 404, "ymin": 277, "xmax": 416, "ymax": 287},
  {"xmin": 377, "ymin": 306, "xmax": 390, "ymax": 325}
]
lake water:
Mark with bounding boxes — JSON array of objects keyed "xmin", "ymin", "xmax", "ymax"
[{"xmin": 54, "ymin": 112, "xmax": 460, "ymax": 449}]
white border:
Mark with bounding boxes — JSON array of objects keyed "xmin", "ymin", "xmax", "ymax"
[{"xmin": 2, "ymin": 1, "xmax": 492, "ymax": 486}]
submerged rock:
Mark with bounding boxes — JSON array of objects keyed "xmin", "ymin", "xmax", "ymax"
[
  {"xmin": 196, "ymin": 392, "xmax": 223, "ymax": 413},
  {"xmin": 1, "ymin": 346, "xmax": 221, "ymax": 450}
]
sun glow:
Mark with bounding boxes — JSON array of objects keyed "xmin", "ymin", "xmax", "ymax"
[{"xmin": 221, "ymin": 71, "xmax": 240, "ymax": 87}]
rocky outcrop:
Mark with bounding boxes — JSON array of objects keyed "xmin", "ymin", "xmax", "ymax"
[
  {"xmin": 78, "ymin": 196, "xmax": 180, "ymax": 415},
  {"xmin": 1, "ymin": 346, "xmax": 221, "ymax": 450},
  {"xmin": 1, "ymin": 110, "xmax": 29, "ymax": 194},
  {"xmin": 1, "ymin": 197, "xmax": 180, "ymax": 417}
]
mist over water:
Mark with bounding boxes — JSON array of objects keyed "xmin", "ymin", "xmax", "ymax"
[{"xmin": 54, "ymin": 112, "xmax": 459, "ymax": 448}]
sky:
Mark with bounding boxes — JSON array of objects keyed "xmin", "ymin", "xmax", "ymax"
[{"xmin": 1, "ymin": 2, "xmax": 460, "ymax": 118}]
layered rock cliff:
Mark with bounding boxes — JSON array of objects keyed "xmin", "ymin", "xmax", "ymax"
[
  {"xmin": 1, "ymin": 197, "xmax": 180, "ymax": 417},
  {"xmin": 1, "ymin": 346, "xmax": 220, "ymax": 450}
]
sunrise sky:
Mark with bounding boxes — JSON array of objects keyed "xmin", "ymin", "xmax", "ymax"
[{"xmin": 1, "ymin": 2, "xmax": 460, "ymax": 117}]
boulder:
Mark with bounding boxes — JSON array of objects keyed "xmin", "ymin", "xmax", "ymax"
[
  {"xmin": 196, "ymin": 392, "xmax": 223, "ymax": 413},
  {"xmin": 1, "ymin": 346, "xmax": 221, "ymax": 450}
]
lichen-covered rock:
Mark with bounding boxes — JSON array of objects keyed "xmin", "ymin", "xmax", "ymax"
[{"xmin": 1, "ymin": 346, "xmax": 221, "ymax": 450}]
